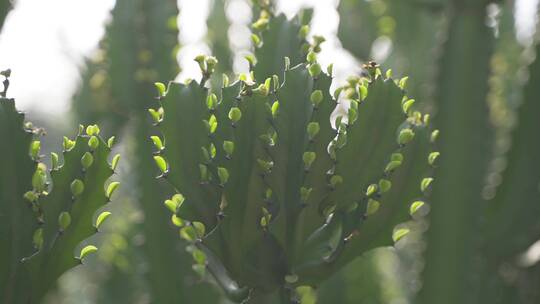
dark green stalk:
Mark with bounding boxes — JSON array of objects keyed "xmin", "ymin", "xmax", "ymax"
[{"xmin": 418, "ymin": 1, "xmax": 495, "ymax": 303}]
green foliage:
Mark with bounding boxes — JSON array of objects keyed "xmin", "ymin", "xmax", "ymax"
[
  {"xmin": 0, "ymin": 74, "xmax": 118, "ymax": 303},
  {"xmin": 149, "ymin": 6, "xmax": 435, "ymax": 302},
  {"xmin": 71, "ymin": 0, "xmax": 222, "ymax": 302}
]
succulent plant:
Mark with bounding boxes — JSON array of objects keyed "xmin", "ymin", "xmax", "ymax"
[
  {"xmin": 0, "ymin": 73, "xmax": 119, "ymax": 303},
  {"xmin": 148, "ymin": 6, "xmax": 438, "ymax": 303}
]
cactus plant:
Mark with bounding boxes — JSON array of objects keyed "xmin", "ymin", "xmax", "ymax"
[
  {"xmin": 0, "ymin": 73, "xmax": 119, "ymax": 303},
  {"xmin": 148, "ymin": 6, "xmax": 438, "ymax": 302}
]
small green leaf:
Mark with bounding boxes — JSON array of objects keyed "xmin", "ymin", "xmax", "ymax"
[
  {"xmin": 385, "ymin": 160, "xmax": 402, "ymax": 173},
  {"xmin": 32, "ymin": 164, "xmax": 47, "ymax": 193},
  {"xmin": 154, "ymin": 156, "xmax": 167, "ymax": 173},
  {"xmin": 228, "ymin": 107, "xmax": 242, "ymax": 123},
  {"xmin": 252, "ymin": 17, "xmax": 269, "ymax": 31},
  {"xmin": 106, "ymin": 182, "xmax": 120, "ymax": 199},
  {"xmin": 88, "ymin": 136, "xmax": 99, "ymax": 150},
  {"xmin": 192, "ymin": 221, "xmax": 206, "ymax": 238},
  {"xmin": 359, "ymin": 85, "xmax": 368, "ymax": 101},
  {"xmin": 310, "ymin": 90, "xmax": 323, "ymax": 107},
  {"xmin": 223, "ymin": 141, "xmax": 235, "ymax": 157},
  {"xmin": 192, "ymin": 248, "xmax": 207, "ymax": 265},
  {"xmin": 428, "ymin": 152, "xmax": 440, "ymax": 166},
  {"xmin": 154, "ymin": 82, "xmax": 167, "ymax": 96},
  {"xmin": 398, "ymin": 128, "xmax": 415, "ymax": 145},
  {"xmin": 63, "ymin": 136, "xmax": 76, "ymax": 151},
  {"xmin": 391, "ymin": 153, "xmax": 404, "ymax": 162},
  {"xmin": 180, "ymin": 226, "xmax": 197, "ymax": 242},
  {"xmin": 79, "ymin": 245, "xmax": 98, "ymax": 260},
  {"xmin": 260, "ymin": 207, "xmax": 272, "ymax": 227},
  {"xmin": 430, "ymin": 129, "xmax": 440, "ymax": 143},
  {"xmin": 421, "ymin": 177, "xmax": 434, "ymax": 192},
  {"xmin": 150, "ymin": 136, "xmax": 164, "ymax": 150},
  {"xmin": 86, "ymin": 124, "xmax": 100, "ymax": 136},
  {"xmin": 222, "ymin": 74, "xmax": 230, "ymax": 87},
  {"xmin": 30, "ymin": 140, "xmax": 41, "ymax": 160},
  {"xmin": 299, "ymin": 25, "xmax": 309, "ymax": 39},
  {"xmin": 51, "ymin": 152, "xmax": 59, "ymax": 170},
  {"xmin": 398, "ymin": 76, "xmax": 409, "ymax": 90},
  {"xmin": 217, "ymin": 167, "xmax": 229, "ymax": 185},
  {"xmin": 271, "ymin": 100, "xmax": 280, "ymax": 117},
  {"xmin": 24, "ymin": 191, "xmax": 38, "ymax": 202},
  {"xmin": 410, "ymin": 201, "xmax": 425, "ymax": 215},
  {"xmin": 306, "ymin": 51, "xmax": 317, "ymax": 63},
  {"xmin": 111, "ymin": 154, "xmax": 121, "ymax": 171},
  {"xmin": 272, "ymin": 75, "xmax": 280, "ymax": 91},
  {"xmin": 81, "ymin": 152, "xmax": 94, "ymax": 170},
  {"xmin": 70, "ymin": 179, "xmax": 85, "ymax": 196},
  {"xmin": 392, "ymin": 228, "xmax": 410, "ymax": 243},
  {"xmin": 148, "ymin": 109, "xmax": 161, "ymax": 123},
  {"xmin": 95, "ymin": 211, "xmax": 112, "ymax": 229},
  {"xmin": 33, "ymin": 228, "xmax": 43, "ymax": 249},
  {"xmin": 107, "ymin": 136, "xmax": 115, "ymax": 148},
  {"xmin": 58, "ymin": 212, "xmax": 71, "ymax": 231},
  {"xmin": 199, "ymin": 164, "xmax": 209, "ymax": 181},
  {"xmin": 164, "ymin": 199, "xmax": 177, "ymax": 213},
  {"xmin": 207, "ymin": 93, "xmax": 218, "ymax": 110},
  {"xmin": 402, "ymin": 99, "xmax": 415, "ymax": 114},
  {"xmin": 366, "ymin": 199, "xmax": 380, "ymax": 215},
  {"xmin": 302, "ymin": 152, "xmax": 316, "ymax": 170},
  {"xmin": 366, "ymin": 184, "xmax": 378, "ymax": 197},
  {"xmin": 171, "ymin": 214, "xmax": 184, "ymax": 227},
  {"xmin": 378, "ymin": 179, "xmax": 392, "ymax": 193},
  {"xmin": 205, "ymin": 56, "xmax": 218, "ymax": 71},
  {"xmin": 308, "ymin": 63, "xmax": 322, "ymax": 78},
  {"xmin": 307, "ymin": 122, "xmax": 320, "ymax": 140}
]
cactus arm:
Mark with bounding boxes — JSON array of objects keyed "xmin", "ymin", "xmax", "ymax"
[
  {"xmin": 484, "ymin": 42, "xmax": 540, "ymax": 259},
  {"xmin": 266, "ymin": 64, "xmax": 314, "ymax": 260},
  {"xmin": 216, "ymin": 91, "xmax": 279, "ymax": 287},
  {"xmin": 23, "ymin": 132, "xmax": 114, "ymax": 301},
  {"xmin": 325, "ymin": 78, "xmax": 406, "ymax": 211},
  {"xmin": 418, "ymin": 2, "xmax": 495, "ymax": 303},
  {"xmin": 294, "ymin": 72, "xmax": 337, "ymax": 251},
  {"xmin": 158, "ymin": 81, "xmax": 220, "ymax": 227},
  {"xmin": 0, "ymin": 96, "xmax": 37, "ymax": 304}
]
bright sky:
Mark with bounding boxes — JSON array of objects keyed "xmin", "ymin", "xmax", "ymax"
[{"xmin": 0, "ymin": 0, "xmax": 537, "ymax": 117}]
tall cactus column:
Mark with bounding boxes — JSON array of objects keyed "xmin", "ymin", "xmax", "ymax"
[{"xmin": 418, "ymin": 1, "xmax": 495, "ymax": 303}]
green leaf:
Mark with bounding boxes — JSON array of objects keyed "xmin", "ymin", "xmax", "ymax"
[
  {"xmin": 410, "ymin": 201, "xmax": 425, "ymax": 215},
  {"xmin": 105, "ymin": 181, "xmax": 120, "ymax": 199},
  {"xmin": 95, "ymin": 211, "xmax": 112, "ymax": 229},
  {"xmin": 79, "ymin": 245, "xmax": 98, "ymax": 260}
]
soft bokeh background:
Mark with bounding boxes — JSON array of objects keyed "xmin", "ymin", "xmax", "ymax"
[{"xmin": 1, "ymin": 0, "xmax": 537, "ymax": 116}]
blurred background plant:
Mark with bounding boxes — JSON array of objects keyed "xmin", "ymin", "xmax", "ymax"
[{"xmin": 0, "ymin": 0, "xmax": 539, "ymax": 303}]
